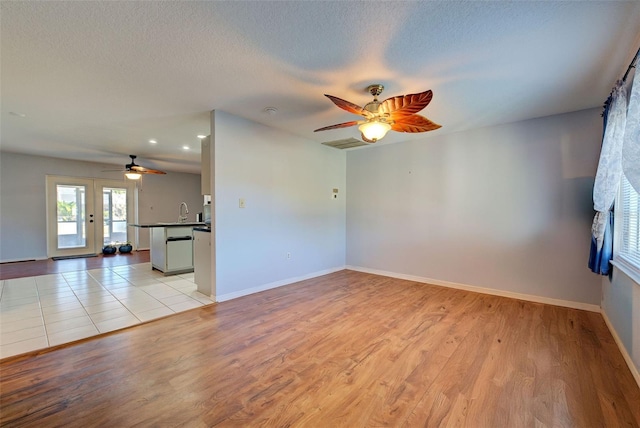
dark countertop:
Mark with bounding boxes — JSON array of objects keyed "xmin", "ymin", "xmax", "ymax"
[
  {"xmin": 193, "ymin": 226, "xmax": 212, "ymax": 233},
  {"xmin": 130, "ymin": 222, "xmax": 207, "ymax": 228}
]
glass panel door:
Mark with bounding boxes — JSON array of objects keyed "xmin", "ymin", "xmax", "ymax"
[
  {"xmin": 102, "ymin": 187, "xmax": 128, "ymax": 245},
  {"xmin": 46, "ymin": 176, "xmax": 96, "ymax": 258},
  {"xmin": 47, "ymin": 176, "xmax": 134, "ymax": 258},
  {"xmin": 95, "ymin": 179, "xmax": 135, "ymax": 252},
  {"xmin": 56, "ymin": 185, "xmax": 87, "ymax": 249}
]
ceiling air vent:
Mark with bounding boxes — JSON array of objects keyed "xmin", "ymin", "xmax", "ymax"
[{"xmin": 321, "ymin": 138, "xmax": 368, "ymax": 150}]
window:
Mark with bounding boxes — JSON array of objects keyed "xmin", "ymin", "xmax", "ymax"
[{"xmin": 614, "ymin": 173, "xmax": 640, "ymax": 280}]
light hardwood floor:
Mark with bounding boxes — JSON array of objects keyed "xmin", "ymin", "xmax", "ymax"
[{"xmin": 1, "ymin": 270, "xmax": 639, "ymax": 426}]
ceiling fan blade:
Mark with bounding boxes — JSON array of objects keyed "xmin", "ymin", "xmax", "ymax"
[
  {"xmin": 324, "ymin": 95, "xmax": 371, "ymax": 117},
  {"xmin": 314, "ymin": 120, "xmax": 361, "ymax": 132},
  {"xmin": 391, "ymin": 114, "xmax": 441, "ymax": 133},
  {"xmin": 380, "ymin": 90, "xmax": 433, "ymax": 118},
  {"xmin": 130, "ymin": 165, "xmax": 166, "ymax": 175}
]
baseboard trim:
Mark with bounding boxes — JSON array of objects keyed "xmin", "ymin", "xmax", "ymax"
[
  {"xmin": 0, "ymin": 256, "xmax": 48, "ymax": 264},
  {"xmin": 601, "ymin": 310, "xmax": 640, "ymax": 389},
  {"xmin": 216, "ymin": 266, "xmax": 346, "ymax": 302},
  {"xmin": 345, "ymin": 265, "xmax": 601, "ymax": 313}
]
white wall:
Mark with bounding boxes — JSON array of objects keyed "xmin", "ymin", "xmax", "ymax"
[
  {"xmin": 0, "ymin": 152, "xmax": 201, "ymax": 260},
  {"xmin": 213, "ymin": 111, "xmax": 346, "ymax": 300},
  {"xmin": 346, "ymin": 108, "xmax": 603, "ymax": 305},
  {"xmin": 602, "ymin": 269, "xmax": 640, "ymax": 384},
  {"xmin": 135, "ymin": 171, "xmax": 202, "ymax": 249}
]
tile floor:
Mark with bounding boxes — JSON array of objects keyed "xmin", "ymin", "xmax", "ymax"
[{"xmin": 0, "ymin": 262, "xmax": 214, "ymax": 359}]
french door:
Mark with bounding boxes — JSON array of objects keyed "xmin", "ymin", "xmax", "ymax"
[{"xmin": 46, "ymin": 176, "xmax": 134, "ymax": 258}]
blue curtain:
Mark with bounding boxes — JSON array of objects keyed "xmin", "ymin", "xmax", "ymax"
[
  {"xmin": 588, "ymin": 210, "xmax": 613, "ymax": 275},
  {"xmin": 588, "ymin": 98, "xmax": 613, "ymax": 275}
]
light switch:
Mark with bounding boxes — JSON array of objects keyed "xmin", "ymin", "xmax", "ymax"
[{"xmin": 239, "ymin": 198, "xmax": 245, "ymax": 208}]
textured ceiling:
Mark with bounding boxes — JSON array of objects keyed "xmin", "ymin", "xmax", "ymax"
[{"xmin": 2, "ymin": 1, "xmax": 640, "ymax": 174}]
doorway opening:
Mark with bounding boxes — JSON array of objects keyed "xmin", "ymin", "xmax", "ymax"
[{"xmin": 46, "ymin": 176, "xmax": 135, "ymax": 258}]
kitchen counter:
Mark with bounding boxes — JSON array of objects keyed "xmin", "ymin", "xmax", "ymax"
[
  {"xmin": 129, "ymin": 224, "xmax": 204, "ymax": 275},
  {"xmin": 193, "ymin": 226, "xmax": 211, "ymax": 232},
  {"xmin": 130, "ymin": 222, "xmax": 206, "ymax": 228}
]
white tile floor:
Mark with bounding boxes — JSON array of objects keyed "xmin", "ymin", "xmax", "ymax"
[{"xmin": 0, "ymin": 263, "xmax": 214, "ymax": 359}]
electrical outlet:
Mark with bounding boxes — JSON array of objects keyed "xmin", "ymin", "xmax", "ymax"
[
  {"xmin": 239, "ymin": 198, "xmax": 245, "ymax": 208},
  {"xmin": 286, "ymin": 252, "xmax": 291, "ymax": 260}
]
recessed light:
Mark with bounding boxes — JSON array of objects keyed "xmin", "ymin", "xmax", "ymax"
[
  {"xmin": 9, "ymin": 112, "xmax": 27, "ymax": 118},
  {"xmin": 263, "ymin": 107, "xmax": 278, "ymax": 115},
  {"xmin": 197, "ymin": 135, "xmax": 207, "ymax": 139},
  {"xmin": 182, "ymin": 145, "xmax": 190, "ymax": 150},
  {"xmin": 149, "ymin": 139, "xmax": 157, "ymax": 144}
]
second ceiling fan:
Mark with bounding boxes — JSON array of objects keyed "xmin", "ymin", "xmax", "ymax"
[
  {"xmin": 314, "ymin": 84, "xmax": 441, "ymax": 143},
  {"xmin": 123, "ymin": 155, "xmax": 166, "ymax": 175},
  {"xmin": 104, "ymin": 155, "xmax": 166, "ymax": 180}
]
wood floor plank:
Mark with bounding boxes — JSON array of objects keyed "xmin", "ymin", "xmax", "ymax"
[
  {"xmin": 1, "ymin": 270, "xmax": 639, "ymax": 427},
  {"xmin": 403, "ymin": 294, "xmax": 502, "ymax": 426}
]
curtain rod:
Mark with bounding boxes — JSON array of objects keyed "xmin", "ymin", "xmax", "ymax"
[
  {"xmin": 621, "ymin": 46, "xmax": 640, "ymax": 83},
  {"xmin": 602, "ymin": 46, "xmax": 640, "ymax": 116}
]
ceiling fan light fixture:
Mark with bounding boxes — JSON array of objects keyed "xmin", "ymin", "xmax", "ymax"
[
  {"xmin": 359, "ymin": 120, "xmax": 391, "ymax": 142},
  {"xmin": 314, "ymin": 85, "xmax": 441, "ymax": 143},
  {"xmin": 125, "ymin": 172, "xmax": 142, "ymax": 180}
]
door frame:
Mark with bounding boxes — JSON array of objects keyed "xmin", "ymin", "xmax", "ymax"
[{"xmin": 46, "ymin": 175, "xmax": 135, "ymax": 258}]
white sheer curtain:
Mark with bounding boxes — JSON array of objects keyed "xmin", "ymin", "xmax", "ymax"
[
  {"xmin": 589, "ymin": 82, "xmax": 627, "ymax": 274},
  {"xmin": 622, "ymin": 54, "xmax": 640, "ymax": 193},
  {"xmin": 592, "ymin": 83, "xmax": 627, "ymax": 239}
]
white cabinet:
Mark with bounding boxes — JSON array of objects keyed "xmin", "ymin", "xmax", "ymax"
[
  {"xmin": 194, "ymin": 230, "xmax": 214, "ymax": 299},
  {"xmin": 201, "ymin": 136, "xmax": 211, "ymax": 195},
  {"xmin": 151, "ymin": 226, "xmax": 194, "ymax": 275}
]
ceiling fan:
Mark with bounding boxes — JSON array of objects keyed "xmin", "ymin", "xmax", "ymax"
[
  {"xmin": 314, "ymin": 84, "xmax": 441, "ymax": 143},
  {"xmin": 105, "ymin": 155, "xmax": 167, "ymax": 180}
]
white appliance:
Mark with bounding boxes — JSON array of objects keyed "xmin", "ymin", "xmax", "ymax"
[
  {"xmin": 203, "ymin": 202, "xmax": 211, "ymax": 225},
  {"xmin": 151, "ymin": 226, "xmax": 194, "ymax": 275}
]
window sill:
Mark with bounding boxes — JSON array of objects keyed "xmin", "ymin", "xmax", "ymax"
[{"xmin": 611, "ymin": 258, "xmax": 640, "ymax": 286}]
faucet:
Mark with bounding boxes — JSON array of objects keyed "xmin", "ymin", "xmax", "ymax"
[{"xmin": 178, "ymin": 202, "xmax": 189, "ymax": 223}]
